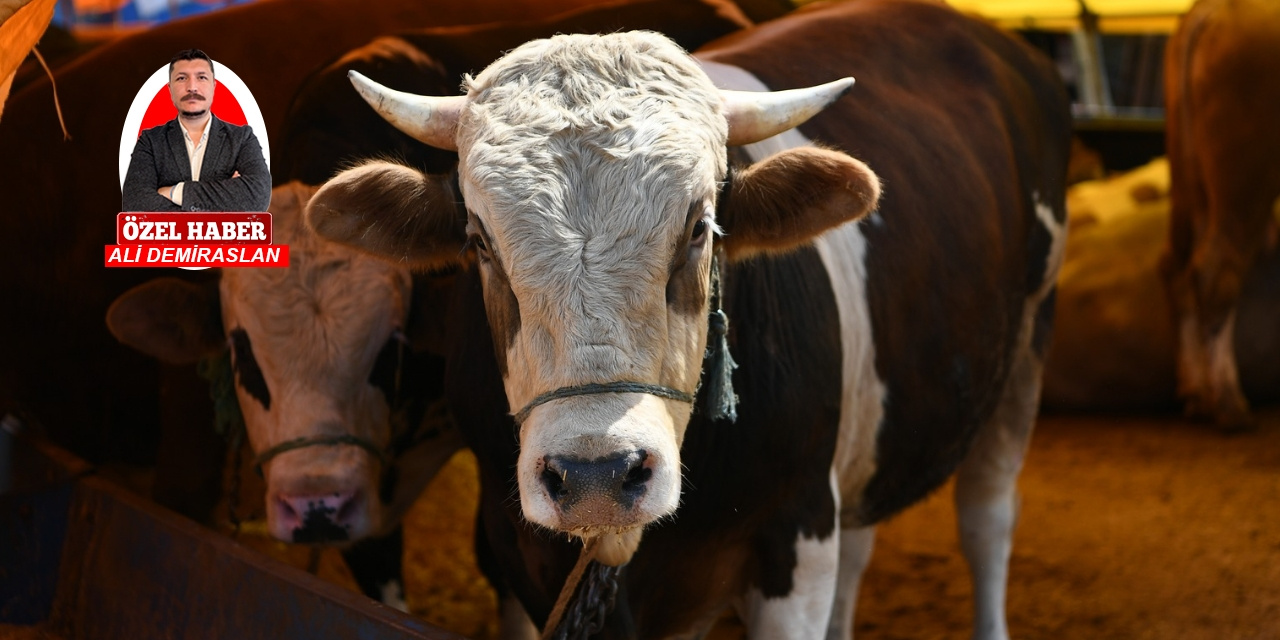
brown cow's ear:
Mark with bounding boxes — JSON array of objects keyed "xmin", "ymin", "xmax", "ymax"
[
  {"xmin": 107, "ymin": 278, "xmax": 224, "ymax": 365},
  {"xmin": 719, "ymin": 147, "xmax": 880, "ymax": 261},
  {"xmin": 307, "ymin": 161, "xmax": 467, "ymax": 271}
]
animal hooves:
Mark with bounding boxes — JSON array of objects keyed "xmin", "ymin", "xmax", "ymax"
[
  {"xmin": 1180, "ymin": 395, "xmax": 1216, "ymax": 424},
  {"xmin": 1214, "ymin": 388, "xmax": 1256, "ymax": 433},
  {"xmin": 1182, "ymin": 394, "xmax": 1256, "ymax": 433},
  {"xmin": 1211, "ymin": 407, "xmax": 1256, "ymax": 434}
]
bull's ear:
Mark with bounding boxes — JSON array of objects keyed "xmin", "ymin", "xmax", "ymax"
[
  {"xmin": 719, "ymin": 147, "xmax": 880, "ymax": 261},
  {"xmin": 307, "ymin": 162, "xmax": 467, "ymax": 271},
  {"xmin": 107, "ymin": 278, "xmax": 224, "ymax": 365}
]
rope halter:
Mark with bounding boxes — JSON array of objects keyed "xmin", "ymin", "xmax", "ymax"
[
  {"xmin": 252, "ymin": 433, "xmax": 392, "ymax": 474},
  {"xmin": 512, "ymin": 381, "xmax": 695, "ymax": 427}
]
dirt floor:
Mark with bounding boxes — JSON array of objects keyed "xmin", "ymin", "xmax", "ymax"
[{"xmin": 230, "ymin": 406, "xmax": 1280, "ymax": 639}]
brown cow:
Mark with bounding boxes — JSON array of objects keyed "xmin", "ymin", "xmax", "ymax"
[
  {"xmin": 1163, "ymin": 0, "xmax": 1280, "ymax": 430},
  {"xmin": 107, "ymin": 182, "xmax": 465, "ymax": 609},
  {"xmin": 1043, "ymin": 159, "xmax": 1280, "ymax": 413}
]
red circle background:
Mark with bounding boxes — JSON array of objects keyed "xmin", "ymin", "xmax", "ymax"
[{"xmin": 137, "ymin": 80, "xmax": 247, "ymax": 136}]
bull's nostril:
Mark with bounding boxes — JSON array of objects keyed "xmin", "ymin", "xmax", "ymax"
[
  {"xmin": 621, "ymin": 465, "xmax": 651, "ymax": 492},
  {"xmin": 621, "ymin": 449, "xmax": 650, "ymax": 494},
  {"xmin": 541, "ymin": 466, "xmax": 569, "ymax": 502}
]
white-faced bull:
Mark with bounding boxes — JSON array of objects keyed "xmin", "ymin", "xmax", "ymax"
[{"xmin": 309, "ymin": 1, "xmax": 1072, "ymax": 637}]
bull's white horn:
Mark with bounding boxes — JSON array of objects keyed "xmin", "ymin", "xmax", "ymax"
[
  {"xmin": 348, "ymin": 70, "xmax": 465, "ymax": 151},
  {"xmin": 722, "ymin": 77, "xmax": 854, "ymax": 146}
]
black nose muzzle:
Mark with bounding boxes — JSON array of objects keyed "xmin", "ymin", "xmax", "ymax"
[
  {"xmin": 273, "ymin": 492, "xmax": 358, "ymax": 544},
  {"xmin": 541, "ymin": 450, "xmax": 651, "ymax": 512},
  {"xmin": 292, "ymin": 507, "xmax": 352, "ymax": 544}
]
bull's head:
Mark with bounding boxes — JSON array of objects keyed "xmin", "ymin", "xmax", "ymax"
[
  {"xmin": 307, "ymin": 32, "xmax": 878, "ymax": 563},
  {"xmin": 107, "ymin": 184, "xmax": 458, "ymax": 545}
]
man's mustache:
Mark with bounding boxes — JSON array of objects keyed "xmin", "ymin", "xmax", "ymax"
[{"xmin": 181, "ymin": 93, "xmax": 206, "ymax": 101}]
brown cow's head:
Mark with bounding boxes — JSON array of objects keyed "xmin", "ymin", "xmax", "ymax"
[
  {"xmin": 307, "ymin": 32, "xmax": 878, "ymax": 563},
  {"xmin": 108, "ymin": 184, "xmax": 458, "ymax": 546}
]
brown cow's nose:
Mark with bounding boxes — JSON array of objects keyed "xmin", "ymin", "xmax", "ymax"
[
  {"xmin": 272, "ymin": 491, "xmax": 360, "ymax": 543},
  {"xmin": 541, "ymin": 450, "xmax": 651, "ymax": 511}
]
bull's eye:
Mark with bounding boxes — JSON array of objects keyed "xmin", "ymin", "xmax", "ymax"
[
  {"xmin": 690, "ymin": 219, "xmax": 709, "ymax": 247},
  {"xmin": 466, "ymin": 213, "xmax": 493, "ymax": 263},
  {"xmin": 467, "ymin": 233, "xmax": 489, "ymax": 260}
]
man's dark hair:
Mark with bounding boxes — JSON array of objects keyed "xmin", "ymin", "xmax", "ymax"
[{"xmin": 169, "ymin": 49, "xmax": 214, "ymax": 79}]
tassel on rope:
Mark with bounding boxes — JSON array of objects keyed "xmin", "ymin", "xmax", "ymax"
[{"xmin": 701, "ymin": 256, "xmax": 738, "ymax": 422}]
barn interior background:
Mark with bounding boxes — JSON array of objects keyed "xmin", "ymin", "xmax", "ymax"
[{"xmin": 2, "ymin": 0, "xmax": 1277, "ymax": 638}]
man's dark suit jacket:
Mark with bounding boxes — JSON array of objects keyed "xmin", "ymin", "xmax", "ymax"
[{"xmin": 122, "ymin": 116, "xmax": 272, "ymax": 212}]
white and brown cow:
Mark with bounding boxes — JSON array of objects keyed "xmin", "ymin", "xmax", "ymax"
[
  {"xmin": 1162, "ymin": 0, "xmax": 1280, "ymax": 431},
  {"xmin": 309, "ymin": 0, "xmax": 1070, "ymax": 637},
  {"xmin": 107, "ymin": 183, "xmax": 464, "ymax": 608}
]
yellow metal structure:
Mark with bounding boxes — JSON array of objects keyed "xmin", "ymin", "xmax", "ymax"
[{"xmin": 945, "ymin": 0, "xmax": 1194, "ymax": 31}]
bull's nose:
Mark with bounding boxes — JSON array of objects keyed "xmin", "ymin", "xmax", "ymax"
[
  {"xmin": 271, "ymin": 491, "xmax": 360, "ymax": 543},
  {"xmin": 541, "ymin": 450, "xmax": 651, "ymax": 511}
]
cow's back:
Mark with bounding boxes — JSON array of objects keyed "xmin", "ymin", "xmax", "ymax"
[{"xmin": 700, "ymin": 0, "xmax": 1071, "ymax": 523}]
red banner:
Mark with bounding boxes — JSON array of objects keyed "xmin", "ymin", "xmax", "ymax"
[
  {"xmin": 116, "ymin": 212, "xmax": 272, "ymax": 245},
  {"xmin": 107, "ymin": 212, "xmax": 286, "ymax": 268},
  {"xmin": 104, "ymin": 244, "xmax": 289, "ymax": 268}
]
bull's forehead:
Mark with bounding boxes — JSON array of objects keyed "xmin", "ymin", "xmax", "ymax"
[
  {"xmin": 457, "ymin": 32, "xmax": 726, "ymax": 289},
  {"xmin": 460, "ymin": 32, "xmax": 726, "ymax": 151}
]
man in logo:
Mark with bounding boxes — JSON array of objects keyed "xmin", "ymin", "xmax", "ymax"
[{"xmin": 122, "ymin": 49, "xmax": 271, "ymax": 212}]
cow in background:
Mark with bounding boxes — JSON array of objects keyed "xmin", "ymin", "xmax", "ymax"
[
  {"xmin": 107, "ymin": 183, "xmax": 465, "ymax": 609},
  {"xmin": 1043, "ymin": 158, "xmax": 1280, "ymax": 413},
  {"xmin": 1163, "ymin": 0, "xmax": 1280, "ymax": 431},
  {"xmin": 279, "ymin": 0, "xmax": 750, "ymax": 186},
  {"xmin": 308, "ymin": 1, "xmax": 1071, "ymax": 637}
]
